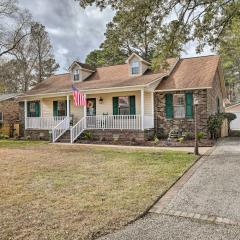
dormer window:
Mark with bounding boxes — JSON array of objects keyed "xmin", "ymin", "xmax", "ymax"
[
  {"xmin": 73, "ymin": 69, "xmax": 80, "ymax": 81},
  {"xmin": 131, "ymin": 61, "xmax": 140, "ymax": 75}
]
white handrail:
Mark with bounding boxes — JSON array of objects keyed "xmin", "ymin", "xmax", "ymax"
[
  {"xmin": 52, "ymin": 117, "xmax": 70, "ymax": 143},
  {"xmin": 70, "ymin": 114, "xmax": 154, "ymax": 144},
  {"xmin": 70, "ymin": 117, "xmax": 86, "ymax": 143}
]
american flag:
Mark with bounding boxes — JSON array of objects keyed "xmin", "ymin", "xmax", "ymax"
[{"xmin": 72, "ymin": 85, "xmax": 86, "ymax": 106}]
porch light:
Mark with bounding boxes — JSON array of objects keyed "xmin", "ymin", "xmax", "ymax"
[
  {"xmin": 194, "ymin": 97, "xmax": 199, "ymax": 106},
  {"xmin": 99, "ymin": 97, "xmax": 103, "ymax": 104}
]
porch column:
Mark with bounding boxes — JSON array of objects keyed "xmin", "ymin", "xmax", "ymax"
[
  {"xmin": 84, "ymin": 94, "xmax": 87, "ymax": 128},
  {"xmin": 151, "ymin": 92, "xmax": 154, "ymax": 115},
  {"xmin": 141, "ymin": 89, "xmax": 144, "ymax": 130},
  {"xmin": 84, "ymin": 94, "xmax": 87, "ymax": 117},
  {"xmin": 67, "ymin": 95, "xmax": 70, "ymax": 118},
  {"xmin": 24, "ymin": 100, "xmax": 27, "ymax": 129}
]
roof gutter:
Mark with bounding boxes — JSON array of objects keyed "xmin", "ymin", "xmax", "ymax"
[
  {"xmin": 17, "ymin": 85, "xmax": 148, "ymax": 100},
  {"xmin": 155, "ymin": 87, "xmax": 212, "ymax": 92}
]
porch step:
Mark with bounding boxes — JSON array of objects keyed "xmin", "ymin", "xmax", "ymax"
[
  {"xmin": 57, "ymin": 130, "xmax": 71, "ymax": 143},
  {"xmin": 56, "ymin": 129, "xmax": 86, "ymax": 143}
]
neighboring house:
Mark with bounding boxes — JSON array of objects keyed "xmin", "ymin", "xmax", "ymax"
[
  {"xmin": 0, "ymin": 93, "xmax": 21, "ymax": 137},
  {"xmin": 19, "ymin": 53, "xmax": 226, "ymax": 143},
  {"xmin": 225, "ymin": 103, "xmax": 240, "ymax": 130}
]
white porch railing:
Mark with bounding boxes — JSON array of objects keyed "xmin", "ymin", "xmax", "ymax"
[
  {"xmin": 70, "ymin": 115, "xmax": 154, "ymax": 143},
  {"xmin": 26, "ymin": 116, "xmax": 66, "ymax": 130},
  {"xmin": 70, "ymin": 117, "xmax": 86, "ymax": 143},
  {"xmin": 52, "ymin": 117, "xmax": 70, "ymax": 143},
  {"xmin": 86, "ymin": 115, "xmax": 142, "ymax": 130},
  {"xmin": 26, "ymin": 115, "xmax": 154, "ymax": 143}
]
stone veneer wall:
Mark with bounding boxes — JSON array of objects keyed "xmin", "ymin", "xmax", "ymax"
[
  {"xmin": 25, "ymin": 129, "xmax": 50, "ymax": 141},
  {"xmin": 24, "ymin": 129, "xmax": 154, "ymax": 142},
  {"xmin": 154, "ymin": 89, "xmax": 209, "ymax": 138},
  {"xmin": 82, "ymin": 129, "xmax": 154, "ymax": 142}
]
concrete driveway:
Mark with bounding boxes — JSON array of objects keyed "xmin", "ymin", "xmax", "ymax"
[{"xmin": 100, "ymin": 138, "xmax": 240, "ymax": 240}]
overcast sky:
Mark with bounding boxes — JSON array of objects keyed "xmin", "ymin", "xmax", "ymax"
[{"xmin": 19, "ymin": 0, "xmax": 213, "ymax": 73}]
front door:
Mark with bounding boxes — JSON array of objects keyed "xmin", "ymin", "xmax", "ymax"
[{"xmin": 87, "ymin": 98, "xmax": 96, "ymax": 116}]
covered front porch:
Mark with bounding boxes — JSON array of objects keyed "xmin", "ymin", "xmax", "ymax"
[{"xmin": 24, "ymin": 89, "xmax": 154, "ymax": 143}]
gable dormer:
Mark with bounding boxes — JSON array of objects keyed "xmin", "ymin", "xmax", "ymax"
[
  {"xmin": 126, "ymin": 53, "xmax": 151, "ymax": 76},
  {"xmin": 69, "ymin": 61, "xmax": 95, "ymax": 82}
]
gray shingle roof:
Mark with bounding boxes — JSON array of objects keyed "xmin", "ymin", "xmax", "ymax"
[{"xmin": 0, "ymin": 93, "xmax": 19, "ymax": 102}]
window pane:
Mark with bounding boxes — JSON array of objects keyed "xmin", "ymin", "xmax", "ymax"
[
  {"xmin": 118, "ymin": 96, "xmax": 130, "ymax": 115},
  {"xmin": 174, "ymin": 106, "xmax": 185, "ymax": 118},
  {"xmin": 131, "ymin": 61, "xmax": 140, "ymax": 74},
  {"xmin": 30, "ymin": 102, "xmax": 35, "ymax": 113},
  {"xmin": 0, "ymin": 112, "xmax": 3, "ymax": 121},
  {"xmin": 119, "ymin": 96, "xmax": 129, "ymax": 107},
  {"xmin": 173, "ymin": 94, "xmax": 185, "ymax": 118},
  {"xmin": 74, "ymin": 69, "xmax": 80, "ymax": 81},
  {"xmin": 58, "ymin": 101, "xmax": 66, "ymax": 116}
]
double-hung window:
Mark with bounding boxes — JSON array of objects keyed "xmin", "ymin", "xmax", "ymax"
[
  {"xmin": 131, "ymin": 61, "xmax": 140, "ymax": 75},
  {"xmin": 53, "ymin": 100, "xmax": 67, "ymax": 117},
  {"xmin": 113, "ymin": 96, "xmax": 136, "ymax": 115},
  {"xmin": 27, "ymin": 101, "xmax": 41, "ymax": 117},
  {"xmin": 173, "ymin": 94, "xmax": 186, "ymax": 118},
  {"xmin": 165, "ymin": 93, "xmax": 193, "ymax": 119},
  {"xmin": 118, "ymin": 96, "xmax": 130, "ymax": 115},
  {"xmin": 73, "ymin": 69, "xmax": 80, "ymax": 81}
]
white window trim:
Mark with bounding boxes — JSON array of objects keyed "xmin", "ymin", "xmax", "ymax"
[
  {"xmin": 131, "ymin": 61, "xmax": 140, "ymax": 75},
  {"xmin": 73, "ymin": 69, "xmax": 80, "ymax": 81},
  {"xmin": 173, "ymin": 94, "xmax": 186, "ymax": 119}
]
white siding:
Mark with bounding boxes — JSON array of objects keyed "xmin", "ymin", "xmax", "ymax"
[
  {"xmin": 144, "ymin": 92, "xmax": 153, "ymax": 115},
  {"xmin": 39, "ymin": 90, "xmax": 153, "ymax": 122},
  {"xmin": 87, "ymin": 91, "xmax": 142, "ymax": 115}
]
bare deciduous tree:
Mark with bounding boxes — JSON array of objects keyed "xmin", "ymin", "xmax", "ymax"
[{"xmin": 0, "ymin": 0, "xmax": 31, "ymax": 57}]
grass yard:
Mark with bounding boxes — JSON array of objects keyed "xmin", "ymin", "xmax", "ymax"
[{"xmin": 0, "ymin": 140, "xmax": 197, "ymax": 240}]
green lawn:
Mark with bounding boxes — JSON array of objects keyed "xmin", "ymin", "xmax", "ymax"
[{"xmin": 0, "ymin": 140, "xmax": 197, "ymax": 240}]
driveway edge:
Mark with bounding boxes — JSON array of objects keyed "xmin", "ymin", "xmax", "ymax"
[{"xmin": 131, "ymin": 145, "xmax": 216, "ymax": 223}]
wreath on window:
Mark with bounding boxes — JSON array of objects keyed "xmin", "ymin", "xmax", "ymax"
[{"xmin": 87, "ymin": 101, "xmax": 94, "ymax": 108}]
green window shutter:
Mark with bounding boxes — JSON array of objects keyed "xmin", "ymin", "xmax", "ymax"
[
  {"xmin": 185, "ymin": 93, "xmax": 193, "ymax": 118},
  {"xmin": 129, "ymin": 96, "xmax": 136, "ymax": 115},
  {"xmin": 27, "ymin": 102, "xmax": 31, "ymax": 117},
  {"xmin": 113, "ymin": 97, "xmax": 119, "ymax": 115},
  {"xmin": 53, "ymin": 101, "xmax": 58, "ymax": 117},
  {"xmin": 35, "ymin": 101, "xmax": 40, "ymax": 117},
  {"xmin": 65, "ymin": 100, "xmax": 67, "ymax": 116},
  {"xmin": 165, "ymin": 94, "xmax": 173, "ymax": 119}
]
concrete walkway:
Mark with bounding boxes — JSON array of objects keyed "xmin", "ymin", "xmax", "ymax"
[{"xmin": 100, "ymin": 138, "xmax": 240, "ymax": 240}]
